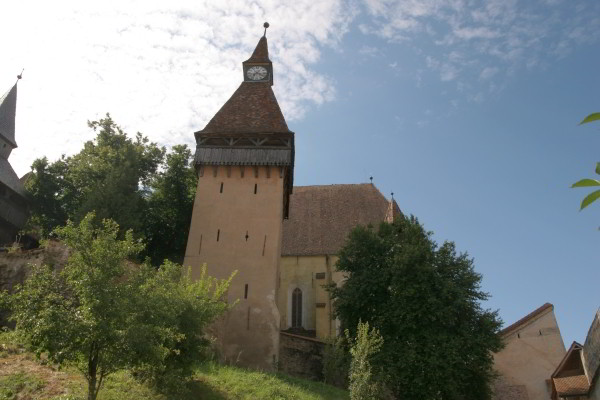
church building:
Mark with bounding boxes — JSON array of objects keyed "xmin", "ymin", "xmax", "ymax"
[
  {"xmin": 183, "ymin": 27, "xmax": 572, "ymax": 397},
  {"xmin": 0, "ymin": 77, "xmax": 28, "ymax": 245},
  {"xmin": 183, "ymin": 24, "xmax": 400, "ymax": 369}
]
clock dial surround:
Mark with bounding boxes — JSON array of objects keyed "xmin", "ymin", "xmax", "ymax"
[{"xmin": 246, "ymin": 66, "xmax": 268, "ymax": 81}]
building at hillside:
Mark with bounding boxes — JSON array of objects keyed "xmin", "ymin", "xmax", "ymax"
[
  {"xmin": 183, "ymin": 26, "xmax": 573, "ymax": 388},
  {"xmin": 0, "ymin": 77, "xmax": 28, "ymax": 245},
  {"xmin": 551, "ymin": 309, "xmax": 600, "ymax": 400},
  {"xmin": 493, "ymin": 303, "xmax": 567, "ymax": 400},
  {"xmin": 183, "ymin": 25, "xmax": 400, "ymax": 369}
]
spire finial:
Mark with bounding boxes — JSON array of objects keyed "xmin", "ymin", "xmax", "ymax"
[
  {"xmin": 17, "ymin": 68, "xmax": 24, "ymax": 81},
  {"xmin": 391, "ymin": 191, "xmax": 394, "ymax": 199},
  {"xmin": 263, "ymin": 22, "xmax": 269, "ymax": 37},
  {"xmin": 369, "ymin": 176, "xmax": 373, "ymax": 184}
]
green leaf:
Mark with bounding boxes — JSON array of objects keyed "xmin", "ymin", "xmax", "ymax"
[
  {"xmin": 596, "ymin": 163, "xmax": 600, "ymax": 175},
  {"xmin": 579, "ymin": 112, "xmax": 600, "ymax": 125},
  {"xmin": 580, "ymin": 189, "xmax": 600, "ymax": 210},
  {"xmin": 571, "ymin": 179, "xmax": 600, "ymax": 188}
]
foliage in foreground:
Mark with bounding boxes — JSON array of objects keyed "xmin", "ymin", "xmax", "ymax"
[
  {"xmin": 0, "ymin": 330, "xmax": 349, "ymax": 400},
  {"xmin": 346, "ymin": 321, "xmax": 384, "ymax": 400},
  {"xmin": 0, "ymin": 213, "xmax": 232, "ymax": 400},
  {"xmin": 330, "ymin": 216, "xmax": 504, "ymax": 400},
  {"xmin": 571, "ymin": 112, "xmax": 600, "ymax": 212},
  {"xmin": 24, "ymin": 114, "xmax": 196, "ymax": 264}
]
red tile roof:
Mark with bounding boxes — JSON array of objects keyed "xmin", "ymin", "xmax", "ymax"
[
  {"xmin": 198, "ymin": 82, "xmax": 290, "ymax": 135},
  {"xmin": 501, "ymin": 303, "xmax": 553, "ymax": 336},
  {"xmin": 244, "ymin": 36, "xmax": 270, "ymax": 63},
  {"xmin": 282, "ymin": 184, "xmax": 397, "ymax": 256},
  {"xmin": 553, "ymin": 375, "xmax": 589, "ymax": 396}
]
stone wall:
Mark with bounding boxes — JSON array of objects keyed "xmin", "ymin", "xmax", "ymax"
[
  {"xmin": 279, "ymin": 331, "xmax": 325, "ymax": 381},
  {"xmin": 584, "ymin": 311, "xmax": 600, "ymax": 383}
]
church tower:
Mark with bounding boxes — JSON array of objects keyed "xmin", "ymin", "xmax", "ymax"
[
  {"xmin": 184, "ymin": 24, "xmax": 294, "ymax": 369},
  {"xmin": 0, "ymin": 75, "xmax": 28, "ymax": 245}
]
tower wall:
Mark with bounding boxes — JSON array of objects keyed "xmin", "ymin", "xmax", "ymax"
[{"xmin": 184, "ymin": 165, "xmax": 283, "ymax": 369}]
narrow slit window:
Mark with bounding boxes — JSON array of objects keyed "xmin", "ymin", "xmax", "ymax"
[
  {"xmin": 254, "ymin": 183, "xmax": 257, "ymax": 194},
  {"xmin": 262, "ymin": 235, "xmax": 267, "ymax": 256},
  {"xmin": 291, "ymin": 288, "xmax": 302, "ymax": 328},
  {"xmin": 220, "ymin": 182, "xmax": 224, "ymax": 193},
  {"xmin": 198, "ymin": 234, "xmax": 203, "ymax": 254},
  {"xmin": 217, "ymin": 229, "xmax": 220, "ymax": 242},
  {"xmin": 244, "ymin": 284, "xmax": 248, "ymax": 299}
]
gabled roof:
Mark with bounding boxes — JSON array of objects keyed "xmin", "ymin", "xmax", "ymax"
[
  {"xmin": 552, "ymin": 342, "xmax": 589, "ymax": 397},
  {"xmin": 0, "ymin": 82, "xmax": 18, "ymax": 148},
  {"xmin": 501, "ymin": 303, "xmax": 553, "ymax": 336},
  {"xmin": 282, "ymin": 184, "xmax": 398, "ymax": 256},
  {"xmin": 198, "ymin": 82, "xmax": 290, "ymax": 135},
  {"xmin": 244, "ymin": 36, "xmax": 270, "ymax": 63}
]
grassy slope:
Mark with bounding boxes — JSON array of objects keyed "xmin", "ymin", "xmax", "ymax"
[{"xmin": 0, "ymin": 332, "xmax": 349, "ymax": 400}]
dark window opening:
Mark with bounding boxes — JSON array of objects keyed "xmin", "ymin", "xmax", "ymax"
[
  {"xmin": 245, "ymin": 231, "xmax": 249, "ymax": 241},
  {"xmin": 220, "ymin": 182, "xmax": 224, "ymax": 193},
  {"xmin": 198, "ymin": 234, "xmax": 203, "ymax": 254},
  {"xmin": 217, "ymin": 229, "xmax": 220, "ymax": 242},
  {"xmin": 254, "ymin": 183, "xmax": 257, "ymax": 194},
  {"xmin": 291, "ymin": 288, "xmax": 302, "ymax": 328},
  {"xmin": 244, "ymin": 284, "xmax": 248, "ymax": 299},
  {"xmin": 262, "ymin": 235, "xmax": 267, "ymax": 256}
]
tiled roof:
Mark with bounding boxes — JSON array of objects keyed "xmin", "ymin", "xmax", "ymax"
[
  {"xmin": 282, "ymin": 184, "xmax": 398, "ymax": 256},
  {"xmin": 198, "ymin": 82, "xmax": 290, "ymax": 135},
  {"xmin": 501, "ymin": 303, "xmax": 553, "ymax": 336},
  {"xmin": 0, "ymin": 83, "xmax": 17, "ymax": 148},
  {"xmin": 244, "ymin": 36, "xmax": 270, "ymax": 63},
  {"xmin": 0, "ymin": 158, "xmax": 26, "ymax": 197},
  {"xmin": 553, "ymin": 375, "xmax": 589, "ymax": 396}
]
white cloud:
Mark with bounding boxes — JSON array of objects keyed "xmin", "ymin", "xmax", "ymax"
[
  {"xmin": 0, "ymin": 0, "xmax": 356, "ymax": 176},
  {"xmin": 479, "ymin": 67, "xmax": 499, "ymax": 80},
  {"xmin": 359, "ymin": 0, "xmax": 600, "ymax": 93}
]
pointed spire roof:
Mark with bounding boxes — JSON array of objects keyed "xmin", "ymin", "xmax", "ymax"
[
  {"xmin": 199, "ymin": 82, "xmax": 290, "ymax": 135},
  {"xmin": 198, "ymin": 24, "xmax": 289, "ymax": 136},
  {"xmin": 0, "ymin": 82, "xmax": 18, "ymax": 148},
  {"xmin": 244, "ymin": 36, "xmax": 271, "ymax": 63}
]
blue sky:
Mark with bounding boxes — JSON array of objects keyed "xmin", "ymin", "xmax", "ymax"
[{"xmin": 1, "ymin": 0, "xmax": 599, "ymax": 345}]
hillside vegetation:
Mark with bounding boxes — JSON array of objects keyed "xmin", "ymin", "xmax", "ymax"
[{"xmin": 0, "ymin": 332, "xmax": 348, "ymax": 400}]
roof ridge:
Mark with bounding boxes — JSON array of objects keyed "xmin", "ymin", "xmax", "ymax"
[{"xmin": 501, "ymin": 303, "xmax": 553, "ymax": 336}]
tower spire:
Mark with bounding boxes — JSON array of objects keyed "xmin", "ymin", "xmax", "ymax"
[{"xmin": 0, "ymin": 73, "xmax": 20, "ymax": 149}]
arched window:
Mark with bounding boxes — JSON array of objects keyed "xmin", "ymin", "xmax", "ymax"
[{"xmin": 291, "ymin": 288, "xmax": 302, "ymax": 328}]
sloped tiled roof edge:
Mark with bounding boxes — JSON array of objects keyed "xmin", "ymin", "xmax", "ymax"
[
  {"xmin": 501, "ymin": 303, "xmax": 554, "ymax": 337},
  {"xmin": 0, "ymin": 158, "xmax": 26, "ymax": 197},
  {"xmin": 282, "ymin": 183, "xmax": 396, "ymax": 256},
  {"xmin": 197, "ymin": 82, "xmax": 290, "ymax": 136}
]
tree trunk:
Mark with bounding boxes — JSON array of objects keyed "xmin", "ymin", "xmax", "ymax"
[{"xmin": 87, "ymin": 344, "xmax": 99, "ymax": 400}]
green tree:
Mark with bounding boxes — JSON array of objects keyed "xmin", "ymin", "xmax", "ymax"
[
  {"xmin": 571, "ymin": 112, "xmax": 600, "ymax": 211},
  {"xmin": 1, "ymin": 213, "xmax": 232, "ymax": 400},
  {"xmin": 24, "ymin": 114, "xmax": 165, "ymax": 238},
  {"xmin": 346, "ymin": 321, "xmax": 384, "ymax": 400},
  {"xmin": 144, "ymin": 145, "xmax": 197, "ymax": 265},
  {"xmin": 23, "ymin": 156, "xmax": 71, "ymax": 236},
  {"xmin": 330, "ymin": 216, "xmax": 503, "ymax": 400}
]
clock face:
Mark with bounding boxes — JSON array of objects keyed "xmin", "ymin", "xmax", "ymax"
[{"xmin": 246, "ymin": 66, "xmax": 268, "ymax": 81}]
